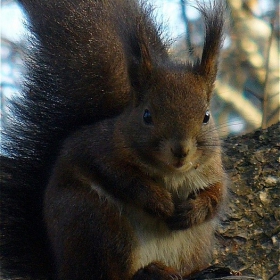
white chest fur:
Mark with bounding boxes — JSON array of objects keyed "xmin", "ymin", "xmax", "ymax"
[{"xmin": 126, "ymin": 207, "xmax": 216, "ymax": 274}]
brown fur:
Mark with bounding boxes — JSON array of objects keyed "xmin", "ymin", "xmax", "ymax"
[
  {"xmin": 45, "ymin": 24, "xmax": 227, "ymax": 277},
  {"xmin": 1, "ymin": 0, "xmax": 226, "ymax": 279}
]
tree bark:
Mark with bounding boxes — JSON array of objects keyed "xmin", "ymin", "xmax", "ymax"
[{"xmin": 213, "ymin": 123, "xmax": 280, "ymax": 280}]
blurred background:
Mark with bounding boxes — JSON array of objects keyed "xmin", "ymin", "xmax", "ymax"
[{"xmin": 1, "ymin": 0, "xmax": 279, "ymax": 137}]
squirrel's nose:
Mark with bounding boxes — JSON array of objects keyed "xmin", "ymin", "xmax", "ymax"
[{"xmin": 171, "ymin": 145, "xmax": 188, "ymax": 159}]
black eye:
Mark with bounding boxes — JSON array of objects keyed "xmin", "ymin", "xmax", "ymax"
[
  {"xmin": 203, "ymin": 110, "xmax": 210, "ymax": 124},
  {"xmin": 143, "ymin": 109, "xmax": 153, "ymax": 125}
]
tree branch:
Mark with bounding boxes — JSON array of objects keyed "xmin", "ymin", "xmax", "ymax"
[{"xmin": 213, "ymin": 123, "xmax": 280, "ymax": 280}]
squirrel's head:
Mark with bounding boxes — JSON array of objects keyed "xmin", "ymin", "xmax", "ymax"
[
  {"xmin": 118, "ymin": 68, "xmax": 220, "ymax": 176},
  {"xmin": 117, "ymin": 2, "xmax": 224, "ymax": 175}
]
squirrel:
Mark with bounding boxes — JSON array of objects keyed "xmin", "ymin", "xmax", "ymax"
[{"xmin": 0, "ymin": 0, "xmax": 227, "ymax": 279}]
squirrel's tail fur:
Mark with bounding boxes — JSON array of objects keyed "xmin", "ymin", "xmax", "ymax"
[
  {"xmin": 1, "ymin": 1, "xmax": 167, "ymax": 278},
  {"xmin": 0, "ymin": 0, "xmax": 225, "ymax": 279}
]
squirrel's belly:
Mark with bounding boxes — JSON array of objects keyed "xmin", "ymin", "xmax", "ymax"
[
  {"xmin": 127, "ymin": 209, "xmax": 216, "ymax": 274},
  {"xmin": 91, "ymin": 182, "xmax": 216, "ymax": 274}
]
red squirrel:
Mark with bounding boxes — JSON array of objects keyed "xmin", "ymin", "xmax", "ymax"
[{"xmin": 1, "ymin": 0, "xmax": 227, "ymax": 279}]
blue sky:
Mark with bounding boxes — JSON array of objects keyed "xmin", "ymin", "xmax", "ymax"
[{"xmin": 1, "ymin": 2, "xmax": 26, "ymax": 42}]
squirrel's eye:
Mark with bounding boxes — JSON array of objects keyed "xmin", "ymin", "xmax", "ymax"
[
  {"xmin": 203, "ymin": 110, "xmax": 210, "ymax": 124},
  {"xmin": 143, "ymin": 109, "xmax": 153, "ymax": 125}
]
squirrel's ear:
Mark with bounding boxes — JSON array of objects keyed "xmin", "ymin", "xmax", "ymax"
[
  {"xmin": 195, "ymin": 2, "xmax": 225, "ymax": 97},
  {"xmin": 130, "ymin": 22, "xmax": 152, "ymax": 99},
  {"xmin": 138, "ymin": 26, "xmax": 152, "ymax": 80}
]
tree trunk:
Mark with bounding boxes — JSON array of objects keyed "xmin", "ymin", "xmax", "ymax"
[{"xmin": 213, "ymin": 123, "xmax": 280, "ymax": 280}]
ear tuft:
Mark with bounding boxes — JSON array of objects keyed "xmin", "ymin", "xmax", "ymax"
[
  {"xmin": 137, "ymin": 23, "xmax": 153, "ymax": 78},
  {"xmin": 195, "ymin": 1, "xmax": 225, "ymax": 89},
  {"xmin": 129, "ymin": 20, "xmax": 153, "ymax": 104}
]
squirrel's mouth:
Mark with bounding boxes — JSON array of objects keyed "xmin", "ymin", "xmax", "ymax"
[
  {"xmin": 174, "ymin": 160, "xmax": 185, "ymax": 168},
  {"xmin": 171, "ymin": 160, "xmax": 193, "ymax": 171}
]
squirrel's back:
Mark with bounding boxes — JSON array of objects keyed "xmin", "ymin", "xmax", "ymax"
[{"xmin": 1, "ymin": 0, "xmax": 168, "ymax": 278}]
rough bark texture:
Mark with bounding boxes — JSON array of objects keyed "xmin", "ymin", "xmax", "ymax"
[{"xmin": 213, "ymin": 123, "xmax": 280, "ymax": 280}]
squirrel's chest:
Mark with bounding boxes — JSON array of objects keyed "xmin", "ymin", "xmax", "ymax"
[
  {"xmin": 125, "ymin": 172, "xmax": 215, "ymax": 273},
  {"xmin": 125, "ymin": 208, "xmax": 214, "ymax": 274}
]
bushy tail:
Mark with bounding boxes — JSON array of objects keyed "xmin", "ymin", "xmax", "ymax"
[{"xmin": 1, "ymin": 0, "xmax": 168, "ymax": 278}]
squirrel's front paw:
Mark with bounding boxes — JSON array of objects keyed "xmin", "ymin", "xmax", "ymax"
[
  {"xmin": 132, "ymin": 262, "xmax": 182, "ymax": 280},
  {"xmin": 143, "ymin": 187, "xmax": 174, "ymax": 219},
  {"xmin": 166, "ymin": 193, "xmax": 219, "ymax": 230}
]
